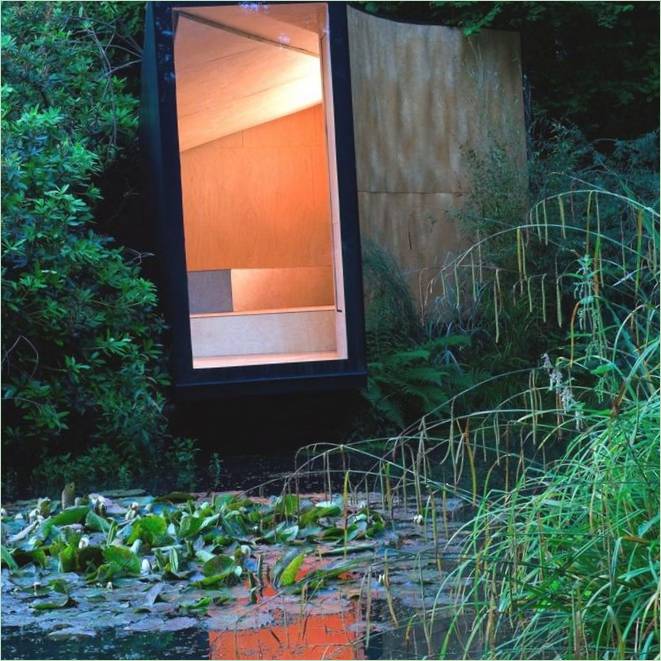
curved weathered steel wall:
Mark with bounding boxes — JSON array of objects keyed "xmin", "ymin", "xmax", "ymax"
[{"xmin": 347, "ymin": 8, "xmax": 526, "ymax": 306}]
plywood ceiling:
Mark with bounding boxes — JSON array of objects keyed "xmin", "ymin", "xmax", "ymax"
[{"xmin": 173, "ymin": 4, "xmax": 326, "ymax": 151}]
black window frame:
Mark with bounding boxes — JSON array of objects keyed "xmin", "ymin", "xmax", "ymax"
[{"xmin": 142, "ymin": 1, "xmax": 366, "ymax": 398}]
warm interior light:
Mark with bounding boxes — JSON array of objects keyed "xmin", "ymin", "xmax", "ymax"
[{"xmin": 174, "ymin": 3, "xmax": 348, "ymax": 369}]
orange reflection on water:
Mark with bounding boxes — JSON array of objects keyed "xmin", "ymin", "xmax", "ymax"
[{"xmin": 209, "ymin": 603, "xmax": 364, "ymax": 660}]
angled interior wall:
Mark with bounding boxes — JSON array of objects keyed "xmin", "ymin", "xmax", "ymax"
[
  {"xmin": 347, "ymin": 8, "xmax": 526, "ymax": 307},
  {"xmin": 179, "ymin": 105, "xmax": 333, "ymax": 273}
]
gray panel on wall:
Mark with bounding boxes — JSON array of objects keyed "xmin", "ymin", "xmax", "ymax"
[{"xmin": 187, "ymin": 269, "xmax": 233, "ymax": 314}]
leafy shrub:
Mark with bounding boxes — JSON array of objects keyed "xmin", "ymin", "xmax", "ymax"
[
  {"xmin": 358, "ymin": 129, "xmax": 658, "ymax": 655},
  {"xmin": 165, "ymin": 438, "xmax": 200, "ymax": 492},
  {"xmin": 362, "ymin": 240, "xmax": 422, "ymax": 359},
  {"xmin": 1, "ymin": 2, "xmax": 178, "ymax": 495},
  {"xmin": 427, "ymin": 127, "xmax": 660, "ymax": 380},
  {"xmin": 362, "ymin": 242, "xmax": 480, "ymax": 433}
]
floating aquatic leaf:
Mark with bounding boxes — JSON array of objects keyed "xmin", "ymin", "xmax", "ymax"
[
  {"xmin": 298, "ymin": 525, "xmax": 324, "ymax": 539},
  {"xmin": 221, "ymin": 512, "xmax": 247, "ymax": 538},
  {"xmin": 178, "ymin": 515, "xmax": 204, "ymax": 539},
  {"xmin": 320, "ymin": 527, "xmax": 344, "ymax": 541},
  {"xmin": 1, "ymin": 546, "xmax": 18, "ymax": 570},
  {"xmin": 261, "ymin": 521, "xmax": 299, "ymax": 544},
  {"xmin": 178, "ymin": 596, "xmax": 212, "ymax": 612},
  {"xmin": 195, "ymin": 548, "xmax": 215, "ymax": 563},
  {"xmin": 127, "ymin": 515, "xmax": 169, "ymax": 546},
  {"xmin": 273, "ymin": 549, "xmax": 305, "ymax": 587},
  {"xmin": 50, "ymin": 507, "xmax": 90, "ymax": 527},
  {"xmin": 289, "ymin": 559, "xmax": 357, "ymax": 593},
  {"xmin": 319, "ymin": 543, "xmax": 376, "ymax": 556},
  {"xmin": 14, "ymin": 547, "xmax": 47, "ymax": 568},
  {"xmin": 202, "ymin": 554, "xmax": 234, "ymax": 578},
  {"xmin": 91, "ymin": 545, "xmax": 141, "ymax": 582},
  {"xmin": 58, "ymin": 544, "xmax": 77, "ymax": 572},
  {"xmin": 49, "ymin": 578, "xmax": 71, "ymax": 594},
  {"xmin": 154, "ymin": 492, "xmax": 195, "ymax": 504},
  {"xmin": 85, "ymin": 510, "xmax": 111, "ymax": 533},
  {"xmin": 32, "ymin": 595, "xmax": 77, "ymax": 610},
  {"xmin": 299, "ymin": 503, "xmax": 342, "ymax": 526}
]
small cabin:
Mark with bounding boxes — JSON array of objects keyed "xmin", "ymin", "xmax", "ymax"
[{"xmin": 142, "ymin": 2, "xmax": 525, "ymax": 397}]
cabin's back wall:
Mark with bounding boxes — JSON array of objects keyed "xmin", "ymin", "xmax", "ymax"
[{"xmin": 179, "ymin": 104, "xmax": 332, "ymax": 272}]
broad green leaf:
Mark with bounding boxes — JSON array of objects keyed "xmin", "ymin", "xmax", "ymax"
[
  {"xmin": 275, "ymin": 551, "xmax": 305, "ymax": 587},
  {"xmin": 85, "ymin": 510, "xmax": 111, "ymax": 533},
  {"xmin": 58, "ymin": 545, "xmax": 77, "ymax": 572},
  {"xmin": 13, "ymin": 547, "xmax": 47, "ymax": 568},
  {"xmin": 50, "ymin": 507, "xmax": 90, "ymax": 527},
  {"xmin": 202, "ymin": 554, "xmax": 234, "ymax": 578},
  {"xmin": 127, "ymin": 515, "xmax": 168, "ymax": 546},
  {"xmin": 101, "ymin": 545, "xmax": 140, "ymax": 576},
  {"xmin": 32, "ymin": 595, "xmax": 76, "ymax": 610},
  {"xmin": 178, "ymin": 515, "xmax": 204, "ymax": 539},
  {"xmin": 1, "ymin": 546, "xmax": 18, "ymax": 571}
]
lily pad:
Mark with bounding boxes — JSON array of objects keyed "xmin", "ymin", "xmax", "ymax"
[{"xmin": 32, "ymin": 595, "xmax": 77, "ymax": 610}]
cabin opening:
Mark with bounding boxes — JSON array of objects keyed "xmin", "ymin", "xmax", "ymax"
[{"xmin": 172, "ymin": 3, "xmax": 347, "ymax": 370}]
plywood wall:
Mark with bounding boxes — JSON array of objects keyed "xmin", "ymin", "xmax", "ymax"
[
  {"xmin": 347, "ymin": 8, "xmax": 526, "ymax": 304},
  {"xmin": 179, "ymin": 104, "xmax": 333, "ymax": 272}
]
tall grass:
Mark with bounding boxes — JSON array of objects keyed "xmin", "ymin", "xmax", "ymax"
[
  {"xmin": 432, "ymin": 186, "xmax": 660, "ymax": 659},
  {"xmin": 284, "ymin": 181, "xmax": 659, "ymax": 659}
]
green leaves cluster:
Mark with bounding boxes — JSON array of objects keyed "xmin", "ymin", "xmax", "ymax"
[
  {"xmin": 1, "ymin": 491, "xmax": 385, "ymax": 604},
  {"xmin": 1, "ymin": 2, "xmax": 171, "ymax": 491},
  {"xmin": 366, "ymin": 336, "xmax": 473, "ymax": 430}
]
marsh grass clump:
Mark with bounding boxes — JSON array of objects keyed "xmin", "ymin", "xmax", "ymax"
[
  {"xmin": 291, "ymin": 173, "xmax": 659, "ymax": 659},
  {"xmin": 433, "ymin": 183, "xmax": 660, "ymax": 659}
]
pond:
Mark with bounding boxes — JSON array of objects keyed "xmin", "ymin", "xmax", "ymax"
[{"xmin": 2, "ymin": 459, "xmax": 476, "ymax": 660}]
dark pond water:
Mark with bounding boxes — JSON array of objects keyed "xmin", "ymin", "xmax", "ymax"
[{"xmin": 2, "ymin": 451, "xmax": 476, "ymax": 660}]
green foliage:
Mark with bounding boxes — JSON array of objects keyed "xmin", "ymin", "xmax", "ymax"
[
  {"xmin": 359, "ymin": 2, "xmax": 659, "ymax": 139},
  {"xmin": 0, "ymin": 2, "xmax": 195, "ymax": 495},
  {"xmin": 166, "ymin": 438, "xmax": 200, "ymax": 492},
  {"xmin": 436, "ymin": 183, "xmax": 660, "ymax": 658},
  {"xmin": 30, "ymin": 445, "xmax": 131, "ymax": 497},
  {"xmin": 347, "ymin": 127, "xmax": 659, "ymax": 657},
  {"xmin": 207, "ymin": 453, "xmax": 224, "ymax": 491},
  {"xmin": 365, "ymin": 336, "xmax": 471, "ymax": 430},
  {"xmin": 362, "ymin": 241, "xmax": 484, "ymax": 433},
  {"xmin": 433, "ymin": 127, "xmax": 660, "ymax": 391},
  {"xmin": 1, "ymin": 492, "xmax": 385, "ymax": 601},
  {"xmin": 362, "ymin": 240, "xmax": 421, "ymax": 359}
]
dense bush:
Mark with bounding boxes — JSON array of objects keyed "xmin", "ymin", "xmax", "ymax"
[{"xmin": 1, "ymin": 2, "xmax": 178, "ymax": 496}]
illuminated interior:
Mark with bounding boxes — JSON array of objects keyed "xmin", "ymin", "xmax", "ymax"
[{"xmin": 173, "ymin": 3, "xmax": 347, "ymax": 369}]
